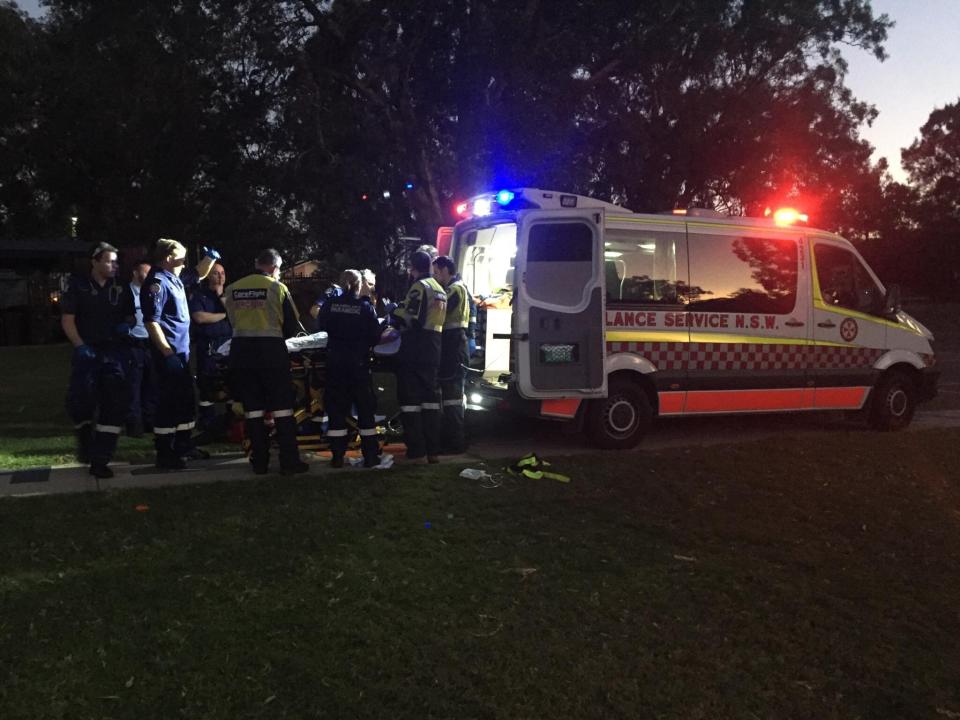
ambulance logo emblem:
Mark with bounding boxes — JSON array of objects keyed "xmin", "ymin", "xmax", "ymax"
[{"xmin": 840, "ymin": 317, "xmax": 858, "ymax": 342}]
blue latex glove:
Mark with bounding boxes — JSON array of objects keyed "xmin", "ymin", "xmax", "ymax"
[
  {"xmin": 74, "ymin": 344, "xmax": 96, "ymax": 361},
  {"xmin": 164, "ymin": 354, "xmax": 186, "ymax": 372},
  {"xmin": 202, "ymin": 246, "xmax": 221, "ymax": 261},
  {"xmin": 114, "ymin": 322, "xmax": 131, "ymax": 337}
]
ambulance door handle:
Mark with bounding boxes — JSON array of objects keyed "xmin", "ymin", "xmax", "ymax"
[
  {"xmin": 817, "ymin": 321, "xmax": 836, "ymax": 329},
  {"xmin": 784, "ymin": 319, "xmax": 804, "ymax": 327},
  {"xmin": 493, "ymin": 333, "xmax": 529, "ymax": 341}
]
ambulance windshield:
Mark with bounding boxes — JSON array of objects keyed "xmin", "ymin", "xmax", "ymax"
[{"xmin": 458, "ymin": 223, "xmax": 517, "ymax": 299}]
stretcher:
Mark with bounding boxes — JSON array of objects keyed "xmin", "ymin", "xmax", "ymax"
[{"xmin": 212, "ymin": 329, "xmax": 404, "ymax": 455}]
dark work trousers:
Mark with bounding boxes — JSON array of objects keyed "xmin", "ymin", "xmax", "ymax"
[
  {"xmin": 439, "ymin": 329, "xmax": 468, "ymax": 453},
  {"xmin": 233, "ymin": 366, "xmax": 300, "ymax": 470},
  {"xmin": 325, "ymin": 361, "xmax": 379, "ymax": 465},
  {"xmin": 125, "ymin": 342, "xmax": 157, "ymax": 431},
  {"xmin": 152, "ymin": 352, "xmax": 197, "ymax": 463},
  {"xmin": 196, "ymin": 347, "xmax": 227, "ymax": 433},
  {"xmin": 66, "ymin": 345, "xmax": 130, "ymax": 466},
  {"xmin": 397, "ymin": 362, "xmax": 441, "ymax": 459}
]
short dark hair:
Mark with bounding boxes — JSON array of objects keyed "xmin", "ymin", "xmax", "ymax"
[
  {"xmin": 91, "ymin": 242, "xmax": 118, "ymax": 260},
  {"xmin": 409, "ymin": 250, "xmax": 432, "ymax": 274},
  {"xmin": 432, "ymin": 255, "xmax": 456, "ymax": 273},
  {"xmin": 256, "ymin": 248, "xmax": 282, "ymax": 268}
]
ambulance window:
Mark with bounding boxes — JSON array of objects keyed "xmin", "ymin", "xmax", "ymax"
[
  {"xmin": 604, "ymin": 230, "xmax": 686, "ymax": 306},
  {"xmin": 814, "ymin": 244, "xmax": 884, "ymax": 315},
  {"xmin": 688, "ymin": 234, "xmax": 798, "ymax": 314},
  {"xmin": 526, "ymin": 222, "xmax": 594, "ymax": 306}
]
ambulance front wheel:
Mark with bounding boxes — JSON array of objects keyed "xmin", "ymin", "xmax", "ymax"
[
  {"xmin": 587, "ymin": 377, "xmax": 653, "ymax": 449},
  {"xmin": 868, "ymin": 370, "xmax": 917, "ymax": 432}
]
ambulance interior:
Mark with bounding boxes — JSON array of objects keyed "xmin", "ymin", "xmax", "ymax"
[{"xmin": 457, "ymin": 222, "xmax": 517, "ymax": 383}]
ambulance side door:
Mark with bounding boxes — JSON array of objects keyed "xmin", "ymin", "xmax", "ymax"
[
  {"xmin": 809, "ymin": 239, "xmax": 887, "ymax": 409},
  {"xmin": 514, "ymin": 209, "xmax": 606, "ymax": 398}
]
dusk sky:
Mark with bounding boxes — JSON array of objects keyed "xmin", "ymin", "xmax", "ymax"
[{"xmin": 15, "ymin": 0, "xmax": 959, "ymax": 184}]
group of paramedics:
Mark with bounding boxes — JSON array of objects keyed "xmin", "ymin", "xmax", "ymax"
[{"xmin": 60, "ymin": 238, "xmax": 473, "ymax": 479}]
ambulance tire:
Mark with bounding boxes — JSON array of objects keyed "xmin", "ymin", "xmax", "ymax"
[
  {"xmin": 587, "ymin": 377, "xmax": 652, "ymax": 449},
  {"xmin": 867, "ymin": 370, "xmax": 916, "ymax": 432}
]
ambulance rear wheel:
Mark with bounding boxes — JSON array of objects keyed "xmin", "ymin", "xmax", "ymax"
[
  {"xmin": 868, "ymin": 370, "xmax": 916, "ymax": 431},
  {"xmin": 587, "ymin": 378, "xmax": 652, "ymax": 449}
]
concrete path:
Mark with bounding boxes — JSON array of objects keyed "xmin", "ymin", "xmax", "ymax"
[{"xmin": 4, "ymin": 410, "xmax": 960, "ymax": 498}]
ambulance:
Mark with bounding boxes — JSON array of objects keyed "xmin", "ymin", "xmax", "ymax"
[{"xmin": 441, "ymin": 188, "xmax": 938, "ymax": 448}]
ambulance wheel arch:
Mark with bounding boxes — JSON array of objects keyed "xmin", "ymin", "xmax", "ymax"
[
  {"xmin": 868, "ymin": 366, "xmax": 919, "ymax": 431},
  {"xmin": 586, "ymin": 371, "xmax": 655, "ymax": 449}
]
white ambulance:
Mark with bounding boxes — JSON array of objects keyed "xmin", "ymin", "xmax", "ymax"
[{"xmin": 444, "ymin": 188, "xmax": 938, "ymax": 448}]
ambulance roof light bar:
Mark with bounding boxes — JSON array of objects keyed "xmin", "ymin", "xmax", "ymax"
[{"xmin": 764, "ymin": 207, "xmax": 809, "ymax": 226}]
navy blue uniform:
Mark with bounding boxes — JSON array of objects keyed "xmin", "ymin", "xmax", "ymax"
[
  {"xmin": 61, "ymin": 274, "xmax": 131, "ymax": 465},
  {"xmin": 141, "ymin": 267, "xmax": 200, "ymax": 464},
  {"xmin": 315, "ymin": 292, "xmax": 383, "ymax": 465},
  {"xmin": 189, "ymin": 286, "xmax": 232, "ymax": 432},
  {"xmin": 123, "ymin": 282, "xmax": 157, "ymax": 433}
]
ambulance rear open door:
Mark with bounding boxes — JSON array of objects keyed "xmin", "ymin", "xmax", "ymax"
[{"xmin": 513, "ymin": 209, "xmax": 606, "ymax": 399}]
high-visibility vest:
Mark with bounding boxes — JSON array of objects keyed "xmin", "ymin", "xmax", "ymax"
[
  {"xmin": 443, "ymin": 278, "xmax": 470, "ymax": 331},
  {"xmin": 395, "ymin": 276, "xmax": 447, "ymax": 333},
  {"xmin": 223, "ymin": 273, "xmax": 299, "ymax": 339}
]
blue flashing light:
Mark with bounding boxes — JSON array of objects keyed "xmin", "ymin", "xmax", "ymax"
[
  {"xmin": 496, "ymin": 189, "xmax": 515, "ymax": 205},
  {"xmin": 405, "ymin": 182, "xmax": 414, "ymax": 190}
]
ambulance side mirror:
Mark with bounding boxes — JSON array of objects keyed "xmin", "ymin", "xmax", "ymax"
[{"xmin": 882, "ymin": 284, "xmax": 901, "ymax": 319}]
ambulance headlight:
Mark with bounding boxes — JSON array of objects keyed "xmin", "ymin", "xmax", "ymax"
[{"xmin": 473, "ymin": 198, "xmax": 492, "ymax": 216}]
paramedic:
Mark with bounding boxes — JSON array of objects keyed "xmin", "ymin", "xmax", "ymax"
[
  {"xmin": 315, "ymin": 269, "xmax": 383, "ymax": 468},
  {"xmin": 61, "ymin": 242, "xmax": 131, "ymax": 480},
  {"xmin": 223, "ymin": 248, "xmax": 309, "ymax": 475},
  {"xmin": 141, "ymin": 238, "xmax": 218, "ymax": 469},
  {"xmin": 390, "ymin": 250, "xmax": 446, "ymax": 462},
  {"xmin": 432, "ymin": 255, "xmax": 469, "ymax": 453},
  {"xmin": 190, "ymin": 262, "xmax": 232, "ymax": 440},
  {"xmin": 124, "ymin": 260, "xmax": 157, "ymax": 437}
]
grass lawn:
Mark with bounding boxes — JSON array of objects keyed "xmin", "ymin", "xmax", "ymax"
[{"xmin": 2, "ymin": 428, "xmax": 960, "ymax": 718}]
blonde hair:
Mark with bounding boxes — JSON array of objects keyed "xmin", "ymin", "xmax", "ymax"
[
  {"xmin": 339, "ymin": 269, "xmax": 362, "ymax": 294},
  {"xmin": 153, "ymin": 237, "xmax": 187, "ymax": 264}
]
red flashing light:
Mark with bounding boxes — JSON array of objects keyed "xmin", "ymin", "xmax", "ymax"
[
  {"xmin": 361, "ymin": 193, "xmax": 369, "ymax": 201},
  {"xmin": 455, "ymin": 201, "xmax": 468, "ymax": 217},
  {"xmin": 764, "ymin": 206, "xmax": 808, "ymax": 226}
]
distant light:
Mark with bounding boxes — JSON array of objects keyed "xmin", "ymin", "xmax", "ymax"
[
  {"xmin": 671, "ymin": 208, "xmax": 687, "ymax": 215},
  {"xmin": 473, "ymin": 198, "xmax": 492, "ymax": 217},
  {"xmin": 470, "ymin": 393, "xmax": 483, "ymax": 404},
  {"xmin": 361, "ymin": 194, "xmax": 369, "ymax": 201},
  {"xmin": 405, "ymin": 182, "xmax": 414, "ymax": 190},
  {"xmin": 496, "ymin": 189, "xmax": 515, "ymax": 205},
  {"xmin": 382, "ymin": 190, "xmax": 391, "ymax": 199},
  {"xmin": 455, "ymin": 201, "xmax": 468, "ymax": 217}
]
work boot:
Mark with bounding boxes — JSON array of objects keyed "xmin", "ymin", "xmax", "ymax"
[
  {"xmin": 181, "ymin": 447, "xmax": 210, "ymax": 461},
  {"xmin": 330, "ymin": 455, "xmax": 345, "ymax": 469},
  {"xmin": 89, "ymin": 463, "xmax": 113, "ymax": 479},
  {"xmin": 250, "ymin": 460, "xmax": 269, "ymax": 475},
  {"xmin": 280, "ymin": 461, "xmax": 310, "ymax": 476},
  {"xmin": 363, "ymin": 456, "xmax": 382, "ymax": 469},
  {"xmin": 156, "ymin": 455, "xmax": 187, "ymax": 471}
]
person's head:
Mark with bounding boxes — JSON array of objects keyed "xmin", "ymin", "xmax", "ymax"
[
  {"xmin": 408, "ymin": 250, "xmax": 432, "ymax": 279},
  {"xmin": 416, "ymin": 244, "xmax": 439, "ymax": 260},
  {"xmin": 90, "ymin": 242, "xmax": 119, "ymax": 281},
  {"xmin": 359, "ymin": 268, "xmax": 376, "ymax": 298},
  {"xmin": 153, "ymin": 238, "xmax": 187, "ymax": 275},
  {"xmin": 431, "ymin": 255, "xmax": 456, "ymax": 287},
  {"xmin": 130, "ymin": 260, "xmax": 151, "ymax": 285},
  {"xmin": 339, "ymin": 269, "xmax": 362, "ymax": 296},
  {"xmin": 255, "ymin": 248, "xmax": 283, "ymax": 279},
  {"xmin": 207, "ymin": 263, "xmax": 226, "ymax": 290}
]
